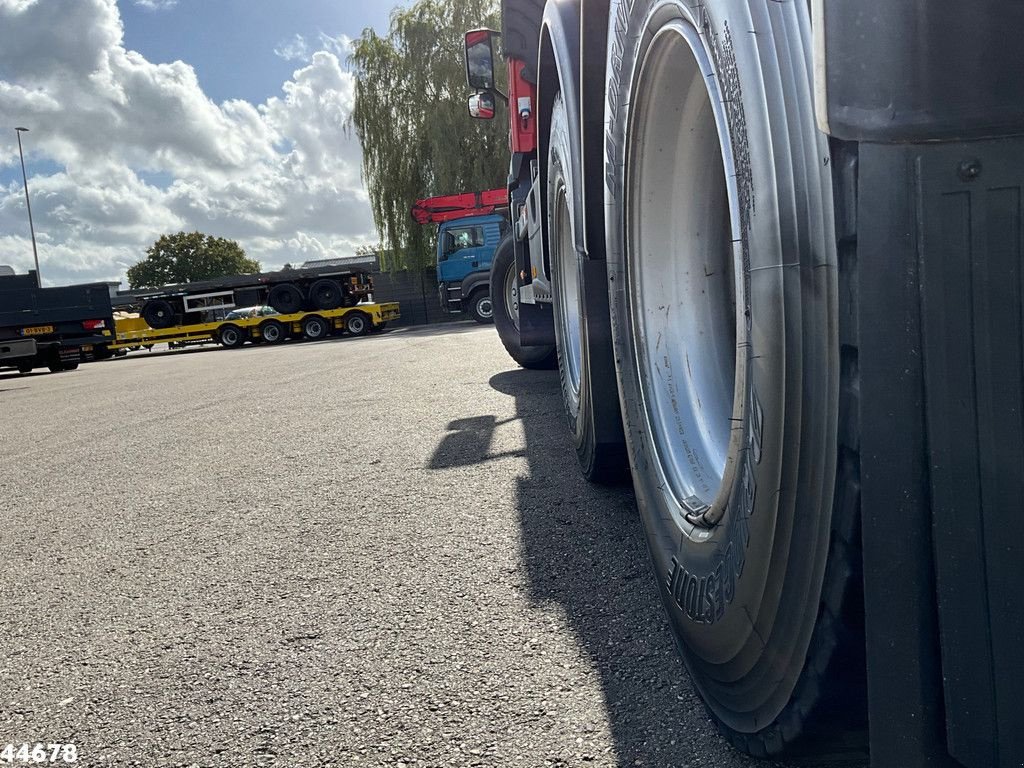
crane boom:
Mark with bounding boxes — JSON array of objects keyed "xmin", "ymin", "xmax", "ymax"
[{"xmin": 411, "ymin": 188, "xmax": 508, "ymax": 225}]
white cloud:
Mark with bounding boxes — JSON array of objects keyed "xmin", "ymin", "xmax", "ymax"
[
  {"xmin": 274, "ymin": 34, "xmax": 309, "ymax": 63},
  {"xmin": 0, "ymin": 0, "xmax": 376, "ymax": 286},
  {"xmin": 131, "ymin": 0, "xmax": 177, "ymax": 10}
]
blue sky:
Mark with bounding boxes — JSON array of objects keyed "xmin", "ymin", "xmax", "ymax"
[
  {"xmin": 117, "ymin": 0, "xmax": 393, "ymax": 105},
  {"xmin": 0, "ymin": 0, "xmax": 403, "ymax": 285}
]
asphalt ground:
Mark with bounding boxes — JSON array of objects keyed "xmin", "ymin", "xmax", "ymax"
[{"xmin": 0, "ymin": 323, "xmax": 866, "ymax": 768}]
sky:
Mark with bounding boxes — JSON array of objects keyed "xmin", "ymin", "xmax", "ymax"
[{"xmin": 0, "ymin": 0, "xmax": 396, "ymax": 286}]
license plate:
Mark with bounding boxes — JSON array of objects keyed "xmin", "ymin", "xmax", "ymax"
[{"xmin": 22, "ymin": 325, "xmax": 54, "ymax": 336}]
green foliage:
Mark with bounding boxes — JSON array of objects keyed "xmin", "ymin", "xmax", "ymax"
[
  {"xmin": 127, "ymin": 232, "xmax": 261, "ymax": 289},
  {"xmin": 350, "ymin": 0, "xmax": 506, "ymax": 271}
]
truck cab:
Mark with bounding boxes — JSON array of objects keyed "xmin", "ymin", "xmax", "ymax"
[{"xmin": 436, "ymin": 213, "xmax": 507, "ymax": 323}]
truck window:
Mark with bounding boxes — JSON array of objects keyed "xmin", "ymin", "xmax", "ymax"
[{"xmin": 443, "ymin": 225, "xmax": 485, "ymax": 257}]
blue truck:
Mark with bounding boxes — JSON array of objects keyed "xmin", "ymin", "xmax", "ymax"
[{"xmin": 412, "ymin": 189, "xmax": 509, "ymax": 324}]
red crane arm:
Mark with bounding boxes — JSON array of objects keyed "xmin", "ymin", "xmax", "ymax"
[{"xmin": 410, "ymin": 188, "xmax": 508, "ymax": 225}]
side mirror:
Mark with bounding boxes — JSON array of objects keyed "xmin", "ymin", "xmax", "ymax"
[
  {"xmin": 465, "ymin": 29, "xmax": 496, "ymax": 91},
  {"xmin": 468, "ymin": 91, "xmax": 496, "ymax": 120}
]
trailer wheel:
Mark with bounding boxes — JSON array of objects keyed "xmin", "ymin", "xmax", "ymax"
[
  {"xmin": 142, "ymin": 299, "xmax": 176, "ymax": 329},
  {"xmin": 605, "ymin": 1, "xmax": 863, "ymax": 756},
  {"xmin": 302, "ymin": 315, "xmax": 330, "ymax": 340},
  {"xmin": 490, "ymin": 233, "xmax": 556, "ymax": 370},
  {"xmin": 466, "ymin": 289, "xmax": 494, "ymax": 324},
  {"xmin": 546, "ymin": 92, "xmax": 627, "ymax": 483},
  {"xmin": 268, "ymin": 283, "xmax": 304, "ymax": 314},
  {"xmin": 310, "ymin": 279, "xmax": 343, "ymax": 310},
  {"xmin": 344, "ymin": 311, "xmax": 370, "ymax": 337},
  {"xmin": 218, "ymin": 323, "xmax": 246, "ymax": 349},
  {"xmin": 259, "ymin": 319, "xmax": 286, "ymax": 344}
]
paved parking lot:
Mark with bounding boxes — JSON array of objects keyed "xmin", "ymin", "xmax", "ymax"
[{"xmin": 0, "ymin": 324, "xmax": 861, "ymax": 767}]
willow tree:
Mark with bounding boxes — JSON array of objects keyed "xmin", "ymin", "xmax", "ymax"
[{"xmin": 350, "ymin": 0, "xmax": 507, "ymax": 270}]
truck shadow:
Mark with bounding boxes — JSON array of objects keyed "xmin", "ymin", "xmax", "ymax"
[
  {"xmin": 485, "ymin": 369, "xmax": 769, "ymax": 767},
  {"xmin": 484, "ymin": 369, "xmax": 866, "ymax": 767}
]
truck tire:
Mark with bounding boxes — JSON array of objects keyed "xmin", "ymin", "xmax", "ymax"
[
  {"xmin": 547, "ymin": 92, "xmax": 627, "ymax": 483},
  {"xmin": 302, "ymin": 315, "xmax": 330, "ymax": 341},
  {"xmin": 604, "ymin": 0, "xmax": 863, "ymax": 756},
  {"xmin": 466, "ymin": 289, "xmax": 494, "ymax": 324},
  {"xmin": 218, "ymin": 323, "xmax": 246, "ymax": 349},
  {"xmin": 17, "ymin": 362, "xmax": 32, "ymax": 374},
  {"xmin": 268, "ymin": 283, "xmax": 304, "ymax": 314},
  {"xmin": 310, "ymin": 279, "xmax": 343, "ymax": 310},
  {"xmin": 344, "ymin": 311, "xmax": 370, "ymax": 337},
  {"xmin": 259, "ymin": 319, "xmax": 285, "ymax": 344},
  {"xmin": 142, "ymin": 299, "xmax": 176, "ymax": 329},
  {"xmin": 490, "ymin": 233, "xmax": 556, "ymax": 370}
]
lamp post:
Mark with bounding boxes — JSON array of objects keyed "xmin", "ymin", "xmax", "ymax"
[{"xmin": 15, "ymin": 127, "xmax": 40, "ymax": 287}]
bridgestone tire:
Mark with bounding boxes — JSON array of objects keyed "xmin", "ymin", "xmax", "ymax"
[
  {"xmin": 466, "ymin": 289, "xmax": 494, "ymax": 325},
  {"xmin": 344, "ymin": 311, "xmax": 370, "ymax": 337},
  {"xmin": 218, "ymin": 324, "xmax": 246, "ymax": 349},
  {"xmin": 310, "ymin": 279, "xmax": 343, "ymax": 310},
  {"xmin": 547, "ymin": 92, "xmax": 627, "ymax": 484},
  {"xmin": 268, "ymin": 283, "xmax": 304, "ymax": 315},
  {"xmin": 142, "ymin": 299, "xmax": 176, "ymax": 329},
  {"xmin": 260, "ymin": 319, "xmax": 285, "ymax": 344},
  {"xmin": 302, "ymin": 315, "xmax": 329, "ymax": 341},
  {"xmin": 490, "ymin": 233, "xmax": 556, "ymax": 370},
  {"xmin": 605, "ymin": 0, "xmax": 863, "ymax": 756}
]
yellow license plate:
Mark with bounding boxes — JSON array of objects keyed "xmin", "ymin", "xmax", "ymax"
[{"xmin": 22, "ymin": 325, "xmax": 54, "ymax": 336}]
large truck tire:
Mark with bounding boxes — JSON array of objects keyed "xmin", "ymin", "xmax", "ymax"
[
  {"xmin": 142, "ymin": 299, "xmax": 176, "ymax": 329},
  {"xmin": 604, "ymin": 0, "xmax": 863, "ymax": 756},
  {"xmin": 490, "ymin": 233, "xmax": 556, "ymax": 370},
  {"xmin": 301, "ymin": 315, "xmax": 330, "ymax": 341},
  {"xmin": 309, "ymin": 279, "xmax": 343, "ymax": 310},
  {"xmin": 218, "ymin": 324, "xmax": 246, "ymax": 349},
  {"xmin": 466, "ymin": 289, "xmax": 494, "ymax": 325},
  {"xmin": 344, "ymin": 311, "xmax": 370, "ymax": 337},
  {"xmin": 259, "ymin": 319, "xmax": 286, "ymax": 344},
  {"xmin": 547, "ymin": 93, "xmax": 627, "ymax": 483},
  {"xmin": 268, "ymin": 283, "xmax": 304, "ymax": 314}
]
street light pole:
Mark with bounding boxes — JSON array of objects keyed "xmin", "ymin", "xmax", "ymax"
[{"xmin": 14, "ymin": 127, "xmax": 40, "ymax": 287}]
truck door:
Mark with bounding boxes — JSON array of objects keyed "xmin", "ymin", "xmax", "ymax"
[{"xmin": 437, "ymin": 221, "xmax": 489, "ymax": 285}]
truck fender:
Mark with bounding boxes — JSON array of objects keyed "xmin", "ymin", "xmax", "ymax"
[
  {"xmin": 538, "ymin": 0, "xmax": 586, "ymax": 261},
  {"xmin": 460, "ymin": 270, "xmax": 490, "ymax": 300}
]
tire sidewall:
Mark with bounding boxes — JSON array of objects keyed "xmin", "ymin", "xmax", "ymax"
[
  {"xmin": 489, "ymin": 234, "xmax": 557, "ymax": 369},
  {"xmin": 605, "ymin": 0, "xmax": 839, "ymax": 730}
]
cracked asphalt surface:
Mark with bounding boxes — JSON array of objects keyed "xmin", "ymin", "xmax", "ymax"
[{"xmin": 0, "ymin": 323, "xmax": 863, "ymax": 767}]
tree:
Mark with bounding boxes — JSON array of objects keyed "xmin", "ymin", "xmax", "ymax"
[
  {"xmin": 127, "ymin": 232, "xmax": 261, "ymax": 289},
  {"xmin": 350, "ymin": 0, "xmax": 506, "ymax": 271}
]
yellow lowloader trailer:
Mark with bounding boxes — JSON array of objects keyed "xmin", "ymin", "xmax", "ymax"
[{"xmin": 110, "ymin": 302, "xmax": 400, "ymax": 352}]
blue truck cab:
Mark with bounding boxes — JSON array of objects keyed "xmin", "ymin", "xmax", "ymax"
[{"xmin": 436, "ymin": 213, "xmax": 508, "ymax": 323}]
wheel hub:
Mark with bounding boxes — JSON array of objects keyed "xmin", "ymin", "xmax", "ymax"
[{"xmin": 626, "ymin": 19, "xmax": 746, "ymax": 531}]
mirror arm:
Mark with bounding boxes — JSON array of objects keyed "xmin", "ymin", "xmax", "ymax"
[{"xmin": 490, "ymin": 88, "xmax": 509, "ymax": 104}]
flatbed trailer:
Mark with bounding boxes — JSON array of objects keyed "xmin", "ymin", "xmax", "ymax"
[
  {"xmin": 111, "ymin": 302, "xmax": 400, "ymax": 351},
  {"xmin": 113, "ymin": 262, "xmax": 377, "ymax": 330}
]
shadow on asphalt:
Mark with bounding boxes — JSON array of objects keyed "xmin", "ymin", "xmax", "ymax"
[
  {"xmin": 480, "ymin": 368, "xmax": 729, "ymax": 767},
  {"xmin": 478, "ymin": 369, "xmax": 868, "ymax": 768}
]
